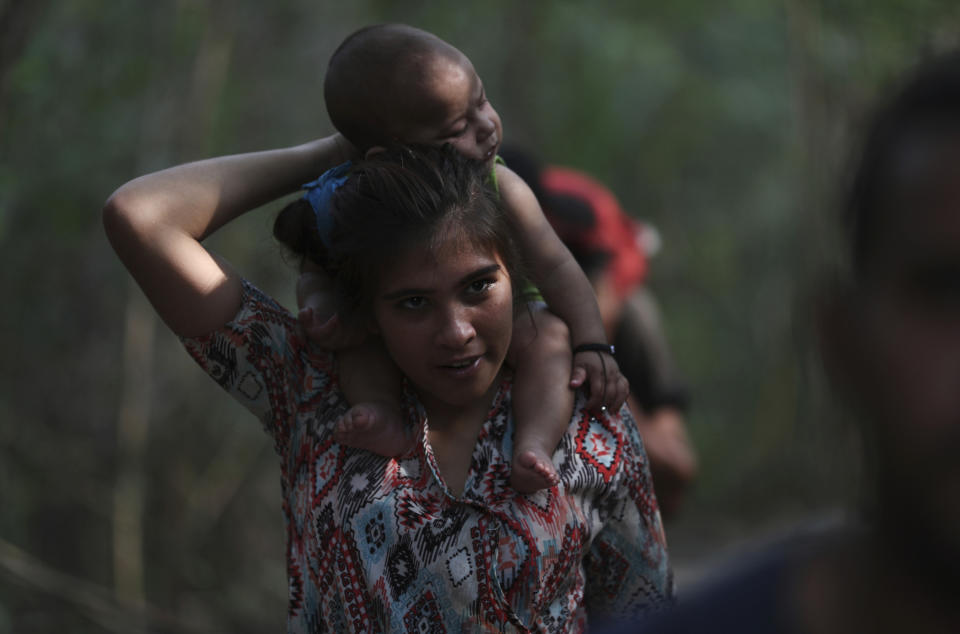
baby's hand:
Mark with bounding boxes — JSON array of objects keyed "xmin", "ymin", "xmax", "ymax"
[
  {"xmin": 298, "ymin": 307, "xmax": 366, "ymax": 350},
  {"xmin": 570, "ymin": 349, "xmax": 630, "ymax": 413}
]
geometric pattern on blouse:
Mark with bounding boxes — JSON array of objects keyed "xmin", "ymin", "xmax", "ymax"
[{"xmin": 182, "ymin": 280, "xmax": 673, "ymax": 633}]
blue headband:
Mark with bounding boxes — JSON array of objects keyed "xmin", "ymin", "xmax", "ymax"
[{"xmin": 302, "ymin": 161, "xmax": 352, "ymax": 248}]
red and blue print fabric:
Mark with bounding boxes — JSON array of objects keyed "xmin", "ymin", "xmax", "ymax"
[{"xmin": 182, "ymin": 280, "xmax": 673, "ymax": 633}]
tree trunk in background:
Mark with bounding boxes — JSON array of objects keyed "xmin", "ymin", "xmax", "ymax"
[
  {"xmin": 111, "ymin": 7, "xmax": 234, "ymax": 623},
  {"xmin": 182, "ymin": 23, "xmax": 234, "ymax": 160},
  {"xmin": 0, "ymin": 0, "xmax": 47, "ymax": 134},
  {"xmin": 113, "ymin": 284, "xmax": 154, "ymax": 625},
  {"xmin": 785, "ymin": 0, "xmax": 832, "ymax": 216}
]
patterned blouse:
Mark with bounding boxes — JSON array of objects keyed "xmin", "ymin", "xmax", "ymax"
[{"xmin": 182, "ymin": 280, "xmax": 673, "ymax": 633}]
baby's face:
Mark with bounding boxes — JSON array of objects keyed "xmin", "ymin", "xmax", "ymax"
[{"xmin": 393, "ymin": 53, "xmax": 502, "ymax": 168}]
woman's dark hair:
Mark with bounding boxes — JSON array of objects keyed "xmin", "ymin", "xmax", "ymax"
[
  {"xmin": 274, "ymin": 144, "xmax": 527, "ymax": 319},
  {"xmin": 846, "ymin": 50, "xmax": 960, "ymax": 275},
  {"xmin": 272, "ymin": 198, "xmax": 326, "ymax": 267}
]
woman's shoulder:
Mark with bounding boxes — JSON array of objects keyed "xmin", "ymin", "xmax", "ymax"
[
  {"xmin": 558, "ymin": 396, "xmax": 648, "ymax": 490},
  {"xmin": 181, "ymin": 278, "xmax": 334, "ymax": 391},
  {"xmin": 567, "ymin": 395, "xmax": 644, "ymax": 449},
  {"xmin": 181, "ymin": 280, "xmax": 298, "ymax": 348},
  {"xmin": 236, "ymin": 278, "xmax": 298, "ymax": 325},
  {"xmin": 179, "ymin": 278, "xmax": 340, "ymax": 441}
]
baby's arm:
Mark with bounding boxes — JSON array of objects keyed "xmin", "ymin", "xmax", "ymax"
[{"xmin": 496, "ymin": 165, "xmax": 629, "ymax": 411}]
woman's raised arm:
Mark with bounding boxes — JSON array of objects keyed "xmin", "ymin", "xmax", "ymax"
[{"xmin": 103, "ymin": 135, "xmax": 352, "ymax": 337}]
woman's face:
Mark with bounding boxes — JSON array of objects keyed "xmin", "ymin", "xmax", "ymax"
[{"xmin": 373, "ymin": 239, "xmax": 514, "ymax": 415}]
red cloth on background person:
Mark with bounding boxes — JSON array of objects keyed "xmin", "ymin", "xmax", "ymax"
[{"xmin": 540, "ymin": 166, "xmax": 648, "ymax": 300}]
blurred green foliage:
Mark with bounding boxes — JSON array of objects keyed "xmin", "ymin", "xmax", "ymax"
[{"xmin": 2, "ymin": 0, "xmax": 959, "ymax": 631}]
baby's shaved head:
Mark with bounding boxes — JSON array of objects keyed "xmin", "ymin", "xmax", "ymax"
[{"xmin": 325, "ymin": 24, "xmax": 465, "ymax": 150}]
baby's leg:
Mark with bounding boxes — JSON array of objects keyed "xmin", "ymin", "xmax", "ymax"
[
  {"xmin": 509, "ymin": 306, "xmax": 574, "ymax": 493},
  {"xmin": 335, "ymin": 337, "xmax": 415, "ymax": 457}
]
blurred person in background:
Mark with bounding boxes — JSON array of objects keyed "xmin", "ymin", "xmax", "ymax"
[
  {"xmin": 613, "ymin": 49, "xmax": 960, "ymax": 633},
  {"xmin": 499, "ymin": 146, "xmax": 697, "ymax": 519}
]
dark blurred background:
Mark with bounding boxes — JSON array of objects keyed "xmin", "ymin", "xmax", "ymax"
[{"xmin": 2, "ymin": 1, "xmax": 959, "ymax": 631}]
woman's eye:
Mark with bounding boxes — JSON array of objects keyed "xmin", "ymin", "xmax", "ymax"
[
  {"xmin": 399, "ymin": 296, "xmax": 426, "ymax": 310},
  {"xmin": 467, "ymin": 278, "xmax": 494, "ymax": 295},
  {"xmin": 446, "ymin": 127, "xmax": 467, "ymax": 139}
]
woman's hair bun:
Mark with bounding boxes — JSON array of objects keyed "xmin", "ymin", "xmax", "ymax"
[{"xmin": 273, "ymin": 198, "xmax": 325, "ymax": 265}]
